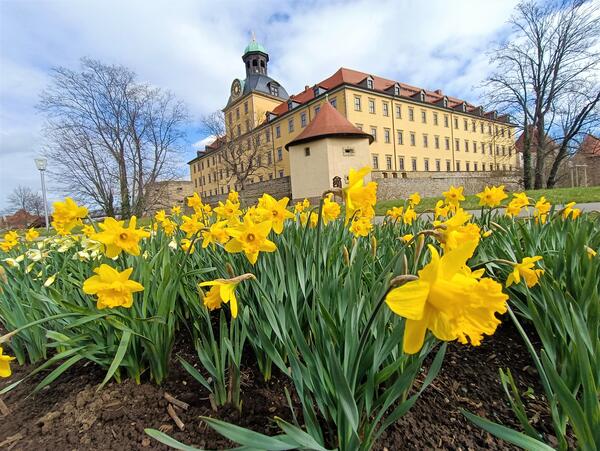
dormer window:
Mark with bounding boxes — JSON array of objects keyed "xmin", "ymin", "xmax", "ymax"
[
  {"xmin": 366, "ymin": 77, "xmax": 374, "ymax": 89},
  {"xmin": 420, "ymin": 90, "xmax": 425, "ymax": 102},
  {"xmin": 313, "ymin": 85, "xmax": 326, "ymax": 97},
  {"xmin": 394, "ymin": 84, "xmax": 400, "ymax": 96},
  {"xmin": 269, "ymin": 83, "xmax": 279, "ymax": 96},
  {"xmin": 443, "ymin": 97, "xmax": 448, "ymax": 107}
]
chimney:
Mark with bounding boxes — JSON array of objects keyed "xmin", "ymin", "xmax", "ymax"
[
  {"xmin": 434, "ymin": 89, "xmax": 443, "ymax": 95},
  {"xmin": 305, "ymin": 85, "xmax": 310, "ymax": 90}
]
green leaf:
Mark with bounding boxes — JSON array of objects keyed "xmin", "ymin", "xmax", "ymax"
[
  {"xmin": 462, "ymin": 410, "xmax": 555, "ymax": 451},
  {"xmin": 178, "ymin": 356, "xmax": 213, "ymax": 392},
  {"xmin": 144, "ymin": 429, "xmax": 203, "ymax": 450},
  {"xmin": 33, "ymin": 354, "xmax": 85, "ymax": 393},
  {"xmin": 98, "ymin": 330, "xmax": 131, "ymax": 390},
  {"xmin": 200, "ymin": 417, "xmax": 294, "ymax": 450},
  {"xmin": 274, "ymin": 417, "xmax": 331, "ymax": 451}
]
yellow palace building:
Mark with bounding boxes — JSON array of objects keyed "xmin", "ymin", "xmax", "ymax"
[{"xmin": 189, "ymin": 37, "xmax": 518, "ymax": 200}]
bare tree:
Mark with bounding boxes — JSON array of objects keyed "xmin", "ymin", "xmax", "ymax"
[
  {"xmin": 201, "ymin": 111, "xmax": 272, "ymax": 191},
  {"xmin": 39, "ymin": 58, "xmax": 188, "ymax": 217},
  {"xmin": 484, "ymin": 0, "xmax": 600, "ymax": 189},
  {"xmin": 6, "ymin": 185, "xmax": 45, "ymax": 215}
]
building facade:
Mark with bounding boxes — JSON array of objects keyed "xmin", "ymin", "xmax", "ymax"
[{"xmin": 189, "ymin": 38, "xmax": 518, "ymax": 199}]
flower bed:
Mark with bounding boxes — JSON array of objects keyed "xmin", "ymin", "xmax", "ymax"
[{"xmin": 1, "ymin": 167, "xmax": 597, "ymax": 450}]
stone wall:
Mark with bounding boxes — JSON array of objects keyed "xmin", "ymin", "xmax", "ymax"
[
  {"xmin": 374, "ymin": 171, "xmax": 522, "ymax": 200},
  {"xmin": 203, "ymin": 176, "xmax": 292, "ymax": 205}
]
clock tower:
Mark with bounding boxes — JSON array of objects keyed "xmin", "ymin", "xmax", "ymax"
[{"xmin": 242, "ymin": 33, "xmax": 269, "ymax": 76}]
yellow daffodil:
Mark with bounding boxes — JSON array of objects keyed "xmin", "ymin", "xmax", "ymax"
[
  {"xmin": 585, "ymin": 246, "xmax": 597, "ymax": 259},
  {"xmin": 155, "ymin": 210, "xmax": 167, "ymax": 223},
  {"xmin": 442, "ymin": 186, "xmax": 465, "ymax": 207},
  {"xmin": 82, "ymin": 264, "xmax": 144, "ymax": 309},
  {"xmin": 180, "ymin": 214, "xmax": 205, "ymax": 238},
  {"xmin": 214, "ymin": 199, "xmax": 243, "ymax": 225},
  {"xmin": 482, "ymin": 230, "xmax": 493, "ymax": 238},
  {"xmin": 25, "ymin": 228, "xmax": 39, "ymax": 242},
  {"xmin": 0, "ymin": 231, "xmax": 19, "ymax": 252},
  {"xmin": 294, "ymin": 199, "xmax": 310, "ymax": 214},
  {"xmin": 343, "ymin": 167, "xmax": 377, "ymax": 221},
  {"xmin": 92, "ymin": 216, "xmax": 150, "ymax": 258},
  {"xmin": 476, "ymin": 186, "xmax": 508, "ymax": 208},
  {"xmin": 322, "ymin": 195, "xmax": 341, "ymax": 225},
  {"xmin": 202, "ymin": 220, "xmax": 229, "ymax": 248},
  {"xmin": 187, "ymin": 192, "xmax": 203, "ymax": 212},
  {"xmin": 171, "ymin": 205, "xmax": 181, "ymax": 216},
  {"xmin": 434, "ymin": 208, "xmax": 480, "ymax": 252},
  {"xmin": 160, "ymin": 218, "xmax": 177, "ymax": 236},
  {"xmin": 402, "ymin": 207, "xmax": 417, "ymax": 225},
  {"xmin": 434, "ymin": 200, "xmax": 451, "ymax": 220},
  {"xmin": 385, "ymin": 241, "xmax": 508, "ymax": 354},
  {"xmin": 180, "ymin": 238, "xmax": 195, "ymax": 254},
  {"xmin": 562, "ymin": 201, "xmax": 581, "ymax": 219},
  {"xmin": 256, "ymin": 194, "xmax": 294, "ymax": 234},
  {"xmin": 386, "ymin": 206, "xmax": 404, "ymax": 220},
  {"xmin": 199, "ymin": 274, "xmax": 254, "ymax": 318},
  {"xmin": 0, "ymin": 346, "xmax": 15, "ymax": 378},
  {"xmin": 506, "ymin": 256, "xmax": 544, "ymax": 288},
  {"xmin": 401, "ymin": 234, "xmax": 414, "ymax": 243},
  {"xmin": 299, "ymin": 211, "xmax": 318, "ymax": 228},
  {"xmin": 534, "ymin": 196, "xmax": 551, "ymax": 224},
  {"xmin": 51, "ymin": 197, "xmax": 88, "ymax": 235},
  {"xmin": 81, "ymin": 224, "xmax": 96, "ymax": 238},
  {"xmin": 408, "ymin": 192, "xmax": 421, "ymax": 207},
  {"xmin": 225, "ymin": 216, "xmax": 276, "ymax": 264},
  {"xmin": 349, "ymin": 216, "xmax": 373, "ymax": 237},
  {"xmin": 228, "ymin": 190, "xmax": 240, "ymax": 204}
]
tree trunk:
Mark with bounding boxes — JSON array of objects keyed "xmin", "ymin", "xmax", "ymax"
[
  {"xmin": 546, "ymin": 143, "xmax": 568, "ymax": 188},
  {"xmin": 522, "ymin": 119, "xmax": 532, "ymax": 189},
  {"xmin": 534, "ymin": 116, "xmax": 545, "ymax": 189}
]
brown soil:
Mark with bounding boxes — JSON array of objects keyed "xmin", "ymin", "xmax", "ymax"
[{"xmin": 0, "ymin": 321, "xmax": 553, "ymax": 450}]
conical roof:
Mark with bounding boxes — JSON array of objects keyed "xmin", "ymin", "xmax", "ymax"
[
  {"xmin": 244, "ymin": 37, "xmax": 267, "ymax": 55},
  {"xmin": 285, "ymin": 101, "xmax": 374, "ymax": 149}
]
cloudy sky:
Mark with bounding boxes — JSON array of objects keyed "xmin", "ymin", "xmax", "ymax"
[{"xmin": 0, "ymin": 0, "xmax": 519, "ymax": 211}]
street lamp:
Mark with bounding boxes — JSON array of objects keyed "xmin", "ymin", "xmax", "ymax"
[{"xmin": 34, "ymin": 157, "xmax": 50, "ymax": 231}]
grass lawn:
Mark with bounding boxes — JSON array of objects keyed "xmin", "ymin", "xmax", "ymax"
[{"xmin": 375, "ymin": 185, "xmax": 600, "ymax": 215}]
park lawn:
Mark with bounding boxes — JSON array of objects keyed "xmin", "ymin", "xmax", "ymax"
[{"xmin": 375, "ymin": 185, "xmax": 600, "ymax": 215}]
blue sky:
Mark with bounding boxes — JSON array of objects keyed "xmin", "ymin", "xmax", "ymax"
[{"xmin": 0, "ymin": 0, "xmax": 519, "ymax": 211}]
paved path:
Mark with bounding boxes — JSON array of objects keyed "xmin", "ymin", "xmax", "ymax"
[{"xmin": 375, "ymin": 202, "xmax": 600, "ymax": 223}]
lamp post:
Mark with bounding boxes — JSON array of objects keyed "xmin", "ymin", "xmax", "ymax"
[{"xmin": 34, "ymin": 157, "xmax": 50, "ymax": 231}]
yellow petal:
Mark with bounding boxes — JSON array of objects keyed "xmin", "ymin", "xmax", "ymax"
[
  {"xmin": 403, "ymin": 317, "xmax": 428, "ymax": 354},
  {"xmin": 385, "ymin": 280, "xmax": 429, "ymax": 320}
]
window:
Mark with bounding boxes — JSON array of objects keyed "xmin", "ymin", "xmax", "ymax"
[
  {"xmin": 465, "ymin": 140, "xmax": 469, "ymax": 152},
  {"xmin": 444, "ymin": 115, "xmax": 449, "ymax": 127},
  {"xmin": 456, "ymin": 161, "xmax": 461, "ymax": 171},
  {"xmin": 246, "ymin": 119, "xmax": 250, "ymax": 132},
  {"xmin": 259, "ymin": 175, "xmax": 264, "ymax": 182},
  {"xmin": 411, "ymin": 158, "xmax": 417, "ymax": 171},
  {"xmin": 482, "ymin": 163, "xmax": 486, "ymax": 171},
  {"xmin": 466, "ymin": 161, "xmax": 470, "ymax": 172},
  {"xmin": 288, "ymin": 118, "xmax": 294, "ymax": 132},
  {"xmin": 371, "ymin": 126, "xmax": 377, "ymax": 141},
  {"xmin": 343, "ymin": 148, "xmax": 355, "ymax": 156},
  {"xmin": 395, "ymin": 104, "xmax": 402, "ymax": 118},
  {"xmin": 208, "ymin": 174, "xmax": 211, "ymax": 183},
  {"xmin": 382, "ymin": 102, "xmax": 389, "ymax": 116},
  {"xmin": 277, "ymin": 147, "xmax": 283, "ymax": 161},
  {"xmin": 408, "ymin": 107, "xmax": 414, "ymax": 121},
  {"xmin": 399, "ymin": 156, "xmax": 405, "ymax": 170},
  {"xmin": 270, "ymin": 84, "xmax": 279, "ymax": 96},
  {"xmin": 502, "ymin": 145, "xmax": 506, "ymax": 156},
  {"xmin": 423, "ymin": 134, "xmax": 428, "ymax": 148},
  {"xmin": 410, "ymin": 132, "xmax": 416, "ymax": 146},
  {"xmin": 279, "ymin": 170, "xmax": 284, "ymax": 178},
  {"xmin": 488, "ymin": 124, "xmax": 492, "ymax": 134},
  {"xmin": 446, "ymin": 160, "xmax": 451, "ymax": 171},
  {"xmin": 368, "ymin": 99, "xmax": 375, "ymax": 114},
  {"xmin": 433, "ymin": 112, "xmax": 438, "ymax": 125},
  {"xmin": 384, "ymin": 128, "xmax": 390, "ymax": 143},
  {"xmin": 424, "ymin": 158, "xmax": 430, "ymax": 171},
  {"xmin": 394, "ymin": 85, "xmax": 400, "ymax": 96},
  {"xmin": 354, "ymin": 96, "xmax": 361, "ymax": 111},
  {"xmin": 256, "ymin": 155, "xmax": 262, "ymax": 166},
  {"xmin": 236, "ymin": 108, "xmax": 240, "ymax": 119},
  {"xmin": 501, "ymin": 128, "xmax": 505, "ymax": 137},
  {"xmin": 445, "ymin": 137, "xmax": 450, "ymax": 150},
  {"xmin": 480, "ymin": 122, "xmax": 484, "ymax": 133},
  {"xmin": 372, "ymin": 154, "xmax": 379, "ymax": 169},
  {"xmin": 314, "ymin": 105, "xmax": 320, "ymax": 115},
  {"xmin": 386, "ymin": 155, "xmax": 392, "ymax": 170},
  {"xmin": 237, "ymin": 124, "xmax": 241, "ymax": 136},
  {"xmin": 435, "ymin": 159, "xmax": 441, "ymax": 171},
  {"xmin": 275, "ymin": 125, "xmax": 281, "ymax": 138},
  {"xmin": 397, "ymin": 130, "xmax": 404, "ymax": 145},
  {"xmin": 269, "ymin": 173, "xmax": 273, "ymax": 180},
  {"xmin": 244, "ymin": 101, "xmax": 248, "ymax": 114},
  {"xmin": 330, "ymin": 97, "xmax": 337, "ymax": 108},
  {"xmin": 356, "ymin": 123, "xmax": 363, "ymax": 130},
  {"xmin": 266, "ymin": 129, "xmax": 271, "ymax": 142},
  {"xmin": 508, "ymin": 147, "xmax": 512, "ymax": 157},
  {"xmin": 455, "ymin": 138, "xmax": 460, "ymax": 151},
  {"xmin": 503, "ymin": 164, "xmax": 507, "ymax": 171},
  {"xmin": 421, "ymin": 110, "xmax": 427, "ymax": 123},
  {"xmin": 454, "ymin": 117, "xmax": 459, "ymax": 129},
  {"xmin": 474, "ymin": 162, "xmax": 478, "ymax": 171},
  {"xmin": 267, "ymin": 152, "xmax": 272, "ymax": 165},
  {"xmin": 471, "ymin": 120, "xmax": 476, "ymax": 132},
  {"xmin": 435, "ymin": 136, "xmax": 440, "ymax": 149},
  {"xmin": 496, "ymin": 145, "xmax": 500, "ymax": 155},
  {"xmin": 300, "ymin": 112, "xmax": 307, "ymax": 127},
  {"xmin": 367, "ymin": 78, "xmax": 374, "ymax": 89},
  {"xmin": 473, "ymin": 142, "xmax": 477, "ymax": 153}
]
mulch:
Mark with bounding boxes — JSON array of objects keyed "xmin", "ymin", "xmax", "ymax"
[{"xmin": 0, "ymin": 320, "xmax": 556, "ymax": 450}]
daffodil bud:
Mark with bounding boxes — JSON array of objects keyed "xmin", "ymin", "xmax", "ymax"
[{"xmin": 343, "ymin": 245, "xmax": 350, "ymax": 265}]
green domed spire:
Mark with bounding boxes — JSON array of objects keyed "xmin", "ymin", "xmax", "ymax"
[{"xmin": 244, "ymin": 32, "xmax": 267, "ymax": 55}]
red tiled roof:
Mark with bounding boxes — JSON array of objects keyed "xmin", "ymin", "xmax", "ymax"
[
  {"xmin": 271, "ymin": 67, "xmax": 484, "ymax": 117},
  {"xmin": 285, "ymin": 101, "xmax": 373, "ymax": 149},
  {"xmin": 580, "ymin": 133, "xmax": 600, "ymax": 156},
  {"xmin": 515, "ymin": 126, "xmax": 557, "ymax": 153}
]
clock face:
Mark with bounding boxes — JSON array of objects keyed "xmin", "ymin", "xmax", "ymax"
[{"xmin": 231, "ymin": 79, "xmax": 241, "ymax": 98}]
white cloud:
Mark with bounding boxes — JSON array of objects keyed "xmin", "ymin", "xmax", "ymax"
[{"xmin": 0, "ymin": 0, "xmax": 519, "ymax": 210}]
